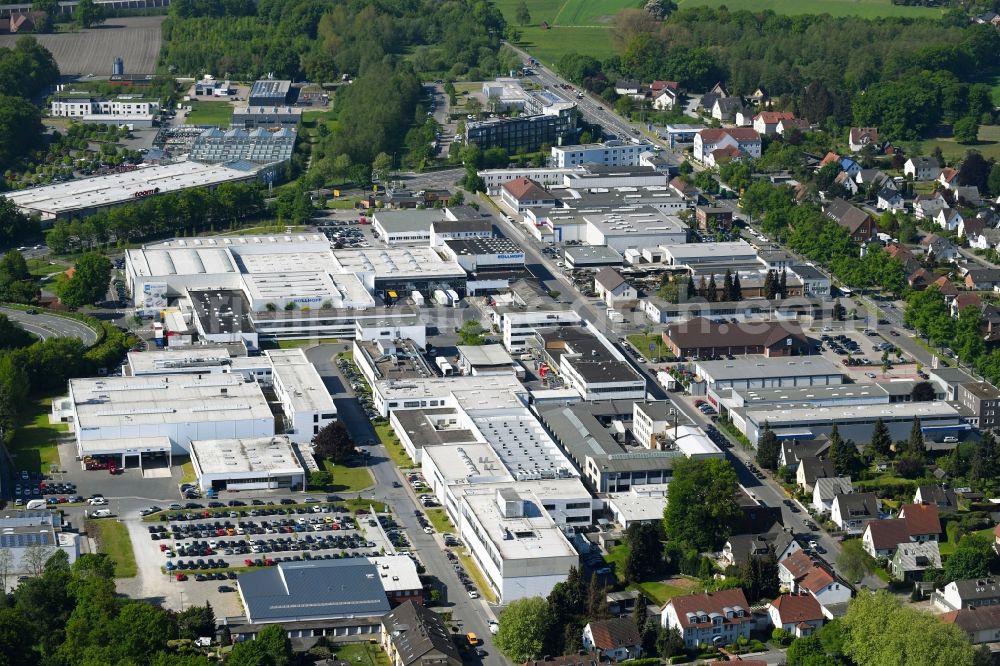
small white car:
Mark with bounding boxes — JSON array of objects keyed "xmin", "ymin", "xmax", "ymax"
[
  {"xmin": 90, "ymin": 509, "xmax": 112, "ymax": 518},
  {"xmin": 87, "ymin": 497, "xmax": 107, "ymax": 506},
  {"xmin": 808, "ymin": 540, "xmax": 819, "ymax": 550},
  {"xmin": 488, "ymin": 621, "xmax": 499, "ymax": 635}
]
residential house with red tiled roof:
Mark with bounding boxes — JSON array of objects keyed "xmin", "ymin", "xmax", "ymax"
[
  {"xmin": 849, "ymin": 127, "xmax": 880, "ymax": 152},
  {"xmin": 582, "ymin": 617, "xmax": 642, "ymax": 661},
  {"xmin": 661, "ymin": 588, "xmax": 753, "ymax": 649},
  {"xmin": 768, "ymin": 594, "xmax": 825, "ymax": 637},
  {"xmin": 951, "ymin": 292, "xmax": 983, "ymax": 318},
  {"xmin": 939, "ymin": 167, "xmax": 959, "ymax": 191},
  {"xmin": 942, "ymin": 605, "xmax": 1000, "ymax": 645},
  {"xmin": 823, "ymin": 198, "xmax": 878, "ymax": 243},
  {"xmin": 753, "ymin": 111, "xmax": 796, "ymax": 137},
  {"xmin": 861, "ymin": 503, "xmax": 942, "ymax": 558},
  {"xmin": 500, "ymin": 178, "xmax": 557, "ymax": 212},
  {"xmin": 694, "ymin": 128, "xmax": 761, "ymax": 167},
  {"xmin": 818, "ymin": 152, "xmax": 841, "ymax": 168}
]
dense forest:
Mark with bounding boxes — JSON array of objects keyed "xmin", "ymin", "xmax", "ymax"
[{"xmin": 558, "ymin": 8, "xmax": 1000, "ymax": 141}]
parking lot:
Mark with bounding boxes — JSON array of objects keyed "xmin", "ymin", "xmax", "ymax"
[
  {"xmin": 141, "ymin": 501, "xmax": 401, "ymax": 585},
  {"xmin": 815, "ymin": 328, "xmax": 919, "ymax": 382},
  {"xmin": 314, "ymin": 217, "xmax": 377, "ymax": 249}
]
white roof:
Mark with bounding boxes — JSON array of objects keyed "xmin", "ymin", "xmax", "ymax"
[
  {"xmin": 5, "ymin": 161, "xmax": 257, "ymax": 216},
  {"xmin": 369, "ymin": 555, "xmax": 422, "ymax": 593},
  {"xmin": 607, "ymin": 484, "xmax": 670, "ymax": 522},
  {"xmin": 457, "ymin": 344, "xmax": 514, "ymax": 367},
  {"xmin": 377, "ymin": 374, "xmax": 526, "ymax": 404},
  {"xmin": 423, "ymin": 443, "xmax": 512, "ymax": 485},
  {"xmin": 265, "ymin": 349, "xmax": 335, "ymax": 414},
  {"xmin": 127, "ymin": 347, "xmax": 234, "ymax": 374},
  {"xmin": 69, "ymin": 375, "xmax": 271, "ymax": 429},
  {"xmin": 331, "ymin": 247, "xmax": 465, "ymax": 279},
  {"xmin": 748, "ymin": 401, "xmax": 961, "ymax": 426},
  {"xmin": 672, "ymin": 425, "xmax": 723, "ymax": 457},
  {"xmin": 661, "ymin": 240, "xmax": 758, "ymax": 261},
  {"xmin": 697, "ymin": 357, "xmax": 843, "ymax": 382},
  {"xmin": 470, "ymin": 411, "xmax": 577, "ymax": 481},
  {"xmin": 461, "ymin": 490, "xmax": 577, "ymax": 562},
  {"xmin": 190, "ymin": 435, "xmax": 304, "ymax": 476},
  {"xmin": 127, "ymin": 247, "xmax": 240, "ymax": 278},
  {"xmin": 237, "ymin": 250, "xmax": 337, "ymax": 274}
]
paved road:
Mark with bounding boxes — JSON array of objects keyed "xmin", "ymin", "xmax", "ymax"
[{"xmin": 1, "ymin": 306, "xmax": 99, "ymax": 345}]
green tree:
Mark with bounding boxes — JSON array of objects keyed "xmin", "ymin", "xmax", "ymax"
[
  {"xmin": 311, "ymin": 421, "xmax": 356, "ymax": 464},
  {"xmin": 75, "ymin": 0, "xmax": 105, "ymax": 28},
  {"xmin": 0, "ymin": 607, "xmax": 35, "ymax": 666},
  {"xmin": 905, "ymin": 417, "xmax": 926, "ymax": 463},
  {"xmin": 988, "ymin": 163, "xmax": 1000, "ymax": 198},
  {"xmin": 655, "ymin": 626, "xmax": 685, "ymax": 658},
  {"xmin": 227, "ymin": 624, "xmax": 292, "ymax": 666},
  {"xmin": 970, "ymin": 431, "xmax": 998, "ymax": 483},
  {"xmin": 663, "ymin": 457, "xmax": 739, "ymax": 551},
  {"xmin": 371, "ymin": 152, "xmax": 393, "ymax": 183},
  {"xmin": 868, "ymin": 418, "xmax": 892, "ymax": 458},
  {"xmin": 838, "ymin": 539, "xmax": 875, "ymax": 584},
  {"xmin": 842, "ymin": 590, "xmax": 974, "ymax": 666},
  {"xmin": 177, "ymin": 603, "xmax": 215, "ymax": 640},
  {"xmin": 755, "ymin": 422, "xmax": 780, "ymax": 470},
  {"xmin": 953, "ymin": 116, "xmax": 980, "ymax": 145},
  {"xmin": 495, "ymin": 597, "xmax": 552, "ymax": 663},
  {"xmin": 944, "ymin": 533, "xmax": 995, "ymax": 581},
  {"xmin": 458, "ymin": 320, "xmax": 487, "ymax": 345},
  {"xmin": 623, "ymin": 521, "xmax": 665, "ymax": 584},
  {"xmin": 56, "ymin": 252, "xmax": 111, "ymax": 307},
  {"xmin": 516, "ymin": 0, "xmax": 531, "ymax": 26}
]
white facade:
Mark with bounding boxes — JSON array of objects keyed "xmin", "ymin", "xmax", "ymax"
[
  {"xmin": 460, "ymin": 489, "xmax": 578, "ymax": 603},
  {"xmin": 551, "ymin": 142, "xmax": 647, "ymax": 168},
  {"xmin": 189, "ymin": 435, "xmax": 306, "ymax": 492},
  {"xmin": 265, "ymin": 349, "xmax": 337, "ymax": 443},
  {"xmin": 478, "ymin": 168, "xmax": 577, "ymax": 195},
  {"xmin": 501, "ymin": 309, "xmax": 582, "ymax": 352},
  {"xmin": 51, "ymin": 94, "xmax": 159, "ymax": 118}
]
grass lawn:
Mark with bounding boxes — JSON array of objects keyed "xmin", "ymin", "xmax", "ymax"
[
  {"xmin": 178, "ymin": 458, "xmax": 197, "ymax": 485},
  {"xmin": 939, "ymin": 526, "xmax": 995, "ymax": 557},
  {"xmin": 26, "ymin": 257, "xmax": 68, "ymax": 278},
  {"xmin": 426, "ymin": 508, "xmax": 455, "ymax": 534},
  {"xmin": 627, "ymin": 333, "xmax": 672, "ymax": 361},
  {"xmin": 90, "ymin": 519, "xmax": 137, "ymax": 577},
  {"xmin": 512, "ymin": 26, "xmax": 616, "ymax": 67},
  {"xmin": 322, "ymin": 459, "xmax": 375, "ymax": 493},
  {"xmin": 457, "ymin": 549, "xmax": 498, "ymax": 603},
  {"xmin": 276, "ymin": 337, "xmax": 341, "ymax": 349},
  {"xmin": 327, "ymin": 198, "xmax": 361, "ymax": 209},
  {"xmin": 916, "ymin": 125, "xmax": 1000, "ymax": 163},
  {"xmin": 331, "ymin": 642, "xmax": 391, "ymax": 666},
  {"xmin": 375, "ymin": 422, "xmax": 417, "ymax": 469},
  {"xmin": 676, "ymin": 0, "xmax": 944, "ymax": 18},
  {"xmin": 10, "ymin": 395, "xmax": 66, "ymax": 475},
  {"xmin": 184, "ymin": 100, "xmax": 233, "ymax": 127},
  {"xmin": 344, "ymin": 498, "xmax": 386, "ymax": 513},
  {"xmin": 633, "ymin": 580, "xmax": 694, "ymax": 605}
]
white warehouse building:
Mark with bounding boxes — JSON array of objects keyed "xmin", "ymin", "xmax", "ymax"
[
  {"xmin": 189, "ymin": 435, "xmax": 307, "ymax": 492},
  {"xmin": 58, "ymin": 374, "xmax": 274, "ymax": 466}
]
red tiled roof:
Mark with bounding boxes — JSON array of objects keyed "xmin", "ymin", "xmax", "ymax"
[
  {"xmin": 819, "ymin": 152, "xmax": 841, "ymax": 167},
  {"xmin": 780, "ymin": 549, "xmax": 814, "ymax": 582},
  {"xmin": 755, "ymin": 111, "xmax": 795, "ymax": 124},
  {"xmin": 850, "ymin": 127, "xmax": 880, "ymax": 145},
  {"xmin": 725, "ymin": 127, "xmax": 761, "ymax": 142},
  {"xmin": 941, "ymin": 167, "xmax": 958, "ymax": 183},
  {"xmin": 698, "ymin": 128, "xmax": 729, "ymax": 143},
  {"xmin": 770, "ymin": 594, "xmax": 824, "ymax": 625},
  {"xmin": 502, "ymin": 177, "xmax": 551, "ymax": 201},
  {"xmin": 712, "ymin": 146, "xmax": 743, "ymax": 161},
  {"xmin": 778, "ymin": 118, "xmax": 809, "ymax": 130},
  {"xmin": 586, "ymin": 618, "xmax": 641, "ymax": 651},
  {"xmin": 953, "ymin": 293, "xmax": 982, "ymax": 311},
  {"xmin": 800, "ymin": 566, "xmax": 835, "ymax": 593},
  {"xmin": 865, "ymin": 519, "xmax": 910, "ymax": 550},
  {"xmin": 668, "ymin": 588, "xmax": 751, "ymax": 629},
  {"xmin": 942, "ymin": 605, "xmax": 1000, "ymax": 634},
  {"xmin": 899, "ymin": 503, "xmax": 942, "ymax": 536}
]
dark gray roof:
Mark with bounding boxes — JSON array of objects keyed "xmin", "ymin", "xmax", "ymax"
[
  {"xmin": 834, "ymin": 491, "xmax": 879, "ymax": 518},
  {"xmin": 432, "ymin": 219, "xmax": 493, "ymax": 234},
  {"xmin": 237, "ymin": 559, "xmax": 391, "ymax": 623},
  {"xmin": 950, "ymin": 577, "xmax": 1000, "ymax": 602},
  {"xmin": 382, "ymin": 601, "xmax": 461, "ymax": 666},
  {"xmin": 595, "ymin": 267, "xmax": 626, "ymax": 292},
  {"xmin": 392, "ymin": 409, "xmax": 477, "ymax": 449},
  {"xmin": 726, "ymin": 531, "xmax": 794, "ymax": 563},
  {"xmin": 445, "ymin": 237, "xmax": 521, "ymax": 256},
  {"xmin": 190, "ymin": 289, "xmax": 254, "ymax": 334}
]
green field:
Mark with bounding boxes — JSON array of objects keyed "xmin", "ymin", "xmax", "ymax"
[
  {"xmin": 184, "ymin": 100, "xmax": 233, "ymax": 127},
  {"xmin": 10, "ymin": 396, "xmax": 66, "ymax": 475},
  {"xmin": 627, "ymin": 333, "xmax": 673, "ymax": 361},
  {"xmin": 91, "ymin": 520, "xmax": 137, "ymax": 577},
  {"xmin": 322, "ymin": 460, "xmax": 375, "ymax": 493},
  {"xmin": 497, "ymin": 0, "xmax": 639, "ymax": 25},
  {"xmin": 917, "ymin": 125, "xmax": 1000, "ymax": 163},
  {"xmin": 676, "ymin": 0, "xmax": 944, "ymax": 18},
  {"xmin": 514, "ymin": 26, "xmax": 617, "ymax": 66},
  {"xmin": 493, "ymin": 0, "xmax": 632, "ymax": 66}
]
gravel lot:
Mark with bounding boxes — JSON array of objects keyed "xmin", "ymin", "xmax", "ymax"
[{"xmin": 0, "ymin": 17, "xmax": 164, "ymax": 76}]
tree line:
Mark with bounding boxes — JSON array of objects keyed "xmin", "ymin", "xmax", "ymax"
[
  {"xmin": 555, "ymin": 8, "xmax": 999, "ymax": 141},
  {"xmin": 0, "ymin": 36, "xmax": 59, "ymax": 184},
  {"xmin": 45, "ymin": 182, "xmax": 265, "ymax": 254}
]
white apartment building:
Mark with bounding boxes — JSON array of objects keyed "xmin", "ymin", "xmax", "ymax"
[
  {"xmin": 51, "ymin": 93, "xmax": 159, "ymax": 118},
  {"xmin": 500, "ymin": 308, "xmax": 583, "ymax": 353},
  {"xmin": 551, "ymin": 141, "xmax": 649, "ymax": 168}
]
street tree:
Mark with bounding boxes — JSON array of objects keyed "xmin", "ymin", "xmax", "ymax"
[
  {"xmin": 311, "ymin": 422, "xmax": 356, "ymax": 464},
  {"xmin": 495, "ymin": 597, "xmax": 552, "ymax": 663}
]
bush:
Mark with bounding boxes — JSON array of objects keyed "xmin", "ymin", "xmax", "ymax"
[
  {"xmin": 668, "ymin": 656, "xmax": 692, "ymax": 665},
  {"xmin": 620, "ymin": 659, "xmax": 661, "ymax": 666}
]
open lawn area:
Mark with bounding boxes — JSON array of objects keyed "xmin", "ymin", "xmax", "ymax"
[
  {"xmin": 275, "ymin": 337, "xmax": 341, "ymax": 349},
  {"xmin": 90, "ymin": 519, "xmax": 137, "ymax": 578},
  {"xmin": 331, "ymin": 643, "xmax": 390, "ymax": 666},
  {"xmin": 322, "ymin": 459, "xmax": 375, "ymax": 493},
  {"xmin": 676, "ymin": 0, "xmax": 944, "ymax": 18},
  {"xmin": 627, "ymin": 333, "xmax": 672, "ymax": 361},
  {"xmin": 939, "ymin": 526, "xmax": 995, "ymax": 557},
  {"xmin": 376, "ymin": 422, "xmax": 417, "ymax": 469},
  {"xmin": 495, "ymin": 0, "xmax": 639, "ymax": 26},
  {"xmin": 512, "ymin": 26, "xmax": 617, "ymax": 67},
  {"xmin": 178, "ymin": 458, "xmax": 197, "ymax": 485},
  {"xmin": 425, "ymin": 507, "xmax": 455, "ymax": 534},
  {"xmin": 916, "ymin": 125, "xmax": 1000, "ymax": 163},
  {"xmin": 10, "ymin": 396, "xmax": 66, "ymax": 475},
  {"xmin": 26, "ymin": 257, "xmax": 69, "ymax": 278},
  {"xmin": 633, "ymin": 578, "xmax": 699, "ymax": 605},
  {"xmin": 184, "ymin": 100, "xmax": 233, "ymax": 127}
]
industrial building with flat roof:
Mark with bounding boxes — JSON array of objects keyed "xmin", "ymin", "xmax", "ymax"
[
  {"xmin": 0, "ymin": 511, "xmax": 79, "ymax": 579},
  {"xmin": 734, "ymin": 401, "xmax": 967, "ymax": 446},
  {"xmin": 4, "ymin": 160, "xmax": 261, "ymax": 221},
  {"xmin": 248, "ymin": 79, "xmax": 293, "ymax": 106},
  {"xmin": 189, "ymin": 127, "xmax": 296, "ymax": 165},
  {"xmin": 695, "ymin": 357, "xmax": 844, "ymax": 391},
  {"xmin": 372, "ymin": 209, "xmax": 446, "ymax": 245},
  {"xmin": 59, "ymin": 374, "xmax": 274, "ymax": 464},
  {"xmin": 265, "ymin": 348, "xmax": 337, "ymax": 443},
  {"xmin": 232, "ymin": 105, "xmax": 302, "ymax": 129},
  {"xmin": 189, "ymin": 435, "xmax": 306, "ymax": 492}
]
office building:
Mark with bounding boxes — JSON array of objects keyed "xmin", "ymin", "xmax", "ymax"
[
  {"xmin": 536, "ymin": 326, "xmax": 645, "ymax": 401},
  {"xmin": 265, "ymin": 349, "xmax": 337, "ymax": 443},
  {"xmin": 232, "ymin": 105, "xmax": 302, "ymax": 129},
  {"xmin": 551, "ymin": 141, "xmax": 651, "ymax": 168},
  {"xmin": 0, "ymin": 511, "xmax": 79, "ymax": 578},
  {"xmin": 189, "ymin": 127, "xmax": 297, "ymax": 166}
]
